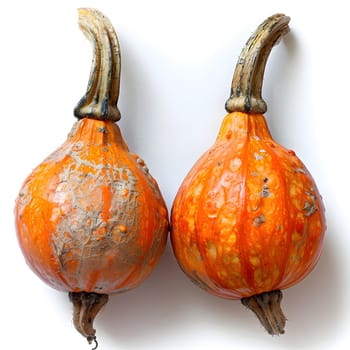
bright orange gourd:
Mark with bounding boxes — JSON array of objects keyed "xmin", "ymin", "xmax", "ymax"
[
  {"xmin": 15, "ymin": 8, "xmax": 168, "ymax": 347},
  {"xmin": 171, "ymin": 14, "xmax": 326, "ymax": 334}
]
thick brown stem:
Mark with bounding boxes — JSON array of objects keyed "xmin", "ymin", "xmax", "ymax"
[
  {"xmin": 241, "ymin": 290, "xmax": 286, "ymax": 335},
  {"xmin": 69, "ymin": 292, "xmax": 109, "ymax": 347},
  {"xmin": 74, "ymin": 8, "xmax": 121, "ymax": 122},
  {"xmin": 225, "ymin": 14, "xmax": 290, "ymax": 114}
]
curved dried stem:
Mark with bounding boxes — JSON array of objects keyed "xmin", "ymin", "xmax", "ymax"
[
  {"xmin": 241, "ymin": 290, "xmax": 286, "ymax": 335},
  {"xmin": 225, "ymin": 14, "xmax": 290, "ymax": 114},
  {"xmin": 69, "ymin": 292, "xmax": 109, "ymax": 347},
  {"xmin": 74, "ymin": 8, "xmax": 121, "ymax": 121}
]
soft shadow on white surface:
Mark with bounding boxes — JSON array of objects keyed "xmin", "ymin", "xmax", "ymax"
[{"xmin": 275, "ymin": 233, "xmax": 343, "ymax": 349}]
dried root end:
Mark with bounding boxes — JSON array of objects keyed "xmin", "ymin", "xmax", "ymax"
[
  {"xmin": 241, "ymin": 290, "xmax": 286, "ymax": 335},
  {"xmin": 69, "ymin": 292, "xmax": 109, "ymax": 348}
]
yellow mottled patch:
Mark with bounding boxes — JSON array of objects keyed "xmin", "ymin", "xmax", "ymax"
[
  {"xmin": 185, "ymin": 203, "xmax": 198, "ymax": 231},
  {"xmin": 223, "ymin": 245, "xmax": 232, "ymax": 254},
  {"xmin": 219, "ymin": 270, "xmax": 228, "ymax": 278},
  {"xmin": 192, "ymin": 181, "xmax": 204, "ymax": 198},
  {"xmin": 290, "ymin": 185, "xmax": 297, "ymax": 196},
  {"xmin": 232, "ymin": 255, "xmax": 240, "ymax": 264},
  {"xmin": 292, "ymin": 232, "xmax": 302, "ymax": 242},
  {"xmin": 230, "ymin": 158, "xmax": 242, "ymax": 171},
  {"xmin": 187, "ymin": 217, "xmax": 195, "ymax": 231},
  {"xmin": 190, "ymin": 245, "xmax": 202, "ymax": 262},
  {"xmin": 207, "ymin": 241, "xmax": 217, "ymax": 259},
  {"xmin": 249, "ymin": 256, "xmax": 260, "ymax": 267},
  {"xmin": 292, "ymin": 198, "xmax": 302, "ymax": 210},
  {"xmin": 227, "ymin": 233, "xmax": 237, "ymax": 244},
  {"xmin": 223, "ymin": 253, "xmax": 240, "ymax": 265},
  {"xmin": 227, "ymin": 280, "xmax": 236, "ymax": 288},
  {"xmin": 254, "ymin": 268, "xmax": 263, "ymax": 285},
  {"xmin": 290, "ymin": 253, "xmax": 301, "ymax": 262},
  {"xmin": 219, "ymin": 214, "xmax": 237, "ymax": 227}
]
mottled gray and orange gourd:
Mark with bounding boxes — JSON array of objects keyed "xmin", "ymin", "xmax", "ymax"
[
  {"xmin": 171, "ymin": 14, "xmax": 325, "ymax": 335},
  {"xmin": 15, "ymin": 8, "xmax": 168, "ymax": 347}
]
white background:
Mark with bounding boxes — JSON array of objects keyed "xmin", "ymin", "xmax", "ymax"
[{"xmin": 1, "ymin": 1, "xmax": 349, "ymax": 349}]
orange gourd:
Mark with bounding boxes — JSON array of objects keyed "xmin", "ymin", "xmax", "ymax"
[
  {"xmin": 171, "ymin": 14, "xmax": 326, "ymax": 334},
  {"xmin": 15, "ymin": 8, "xmax": 168, "ymax": 347}
]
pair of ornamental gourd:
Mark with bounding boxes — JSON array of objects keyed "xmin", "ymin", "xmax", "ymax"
[{"xmin": 15, "ymin": 8, "xmax": 326, "ymax": 347}]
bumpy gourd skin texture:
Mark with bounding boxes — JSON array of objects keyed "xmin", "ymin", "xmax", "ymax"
[
  {"xmin": 171, "ymin": 112, "xmax": 325, "ymax": 299},
  {"xmin": 15, "ymin": 118, "xmax": 168, "ymax": 294}
]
